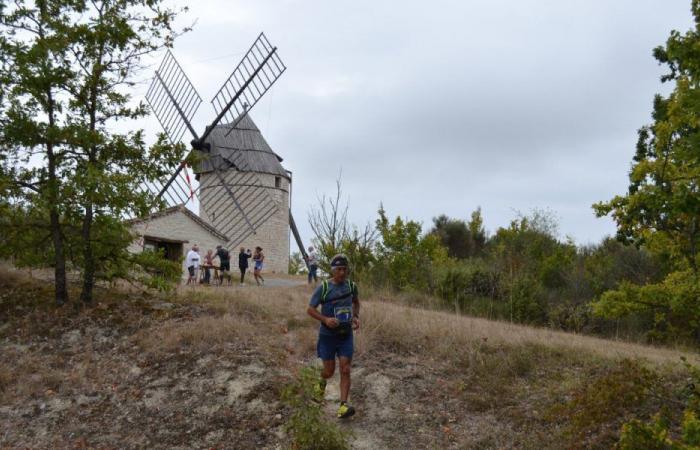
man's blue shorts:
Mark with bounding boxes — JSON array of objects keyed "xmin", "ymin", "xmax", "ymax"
[{"xmin": 317, "ymin": 333, "xmax": 354, "ymax": 361}]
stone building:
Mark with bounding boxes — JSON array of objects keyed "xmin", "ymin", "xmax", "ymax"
[{"xmin": 129, "ymin": 115, "xmax": 291, "ymax": 275}]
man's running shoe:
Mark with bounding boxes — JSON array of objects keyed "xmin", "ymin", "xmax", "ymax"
[{"xmin": 337, "ymin": 402, "xmax": 355, "ymax": 419}]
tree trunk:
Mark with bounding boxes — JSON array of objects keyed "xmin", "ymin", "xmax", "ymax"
[
  {"xmin": 42, "ymin": 26, "xmax": 68, "ymax": 306},
  {"xmin": 79, "ymin": 34, "xmax": 103, "ymax": 304},
  {"xmin": 50, "ymin": 208, "xmax": 68, "ymax": 306},
  {"xmin": 80, "ymin": 201, "xmax": 94, "ymax": 303}
]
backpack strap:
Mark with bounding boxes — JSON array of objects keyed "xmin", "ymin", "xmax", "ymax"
[
  {"xmin": 347, "ymin": 280, "xmax": 357, "ymax": 298},
  {"xmin": 320, "ymin": 280, "xmax": 329, "ymax": 304},
  {"xmin": 320, "ymin": 280, "xmax": 357, "ymax": 304}
]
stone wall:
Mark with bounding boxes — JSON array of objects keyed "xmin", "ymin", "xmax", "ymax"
[
  {"xmin": 128, "ymin": 209, "xmax": 226, "ymax": 279},
  {"xmin": 199, "ymin": 171, "xmax": 290, "ymax": 274}
]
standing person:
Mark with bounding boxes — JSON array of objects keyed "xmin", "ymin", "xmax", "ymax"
[
  {"xmin": 203, "ymin": 249, "xmax": 214, "ymax": 284},
  {"xmin": 185, "ymin": 245, "xmax": 200, "ymax": 285},
  {"xmin": 215, "ymin": 245, "xmax": 232, "ymax": 285},
  {"xmin": 238, "ymin": 247, "xmax": 252, "ymax": 286},
  {"xmin": 306, "ymin": 246, "xmax": 319, "ymax": 285},
  {"xmin": 307, "ymin": 254, "xmax": 360, "ymax": 419},
  {"xmin": 253, "ymin": 246, "xmax": 265, "ymax": 286}
]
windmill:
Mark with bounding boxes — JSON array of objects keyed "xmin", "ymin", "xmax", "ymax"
[{"xmin": 144, "ymin": 33, "xmax": 309, "ymax": 263}]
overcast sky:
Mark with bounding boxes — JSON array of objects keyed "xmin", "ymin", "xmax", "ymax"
[{"xmin": 138, "ymin": 0, "xmax": 694, "ymax": 249}]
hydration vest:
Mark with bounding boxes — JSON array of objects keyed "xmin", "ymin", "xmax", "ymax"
[{"xmin": 320, "ymin": 279, "xmax": 357, "ymax": 304}]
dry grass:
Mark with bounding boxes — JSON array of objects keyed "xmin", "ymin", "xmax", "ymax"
[
  {"xmin": 356, "ymin": 301, "xmax": 696, "ymax": 367},
  {"xmin": 135, "ymin": 314, "xmax": 258, "ymax": 356},
  {"xmin": 2, "ymin": 265, "xmax": 697, "ymax": 449}
]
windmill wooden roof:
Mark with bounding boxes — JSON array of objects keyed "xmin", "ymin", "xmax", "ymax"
[{"xmin": 196, "ymin": 114, "xmax": 289, "ymax": 179}]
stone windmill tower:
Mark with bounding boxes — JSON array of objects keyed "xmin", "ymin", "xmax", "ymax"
[
  {"xmin": 196, "ymin": 115, "xmax": 291, "ymax": 272},
  {"xmin": 142, "ymin": 33, "xmax": 308, "ymax": 273}
]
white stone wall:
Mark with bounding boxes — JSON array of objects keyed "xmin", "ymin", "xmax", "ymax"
[
  {"xmin": 128, "ymin": 210, "xmax": 226, "ymax": 279},
  {"xmin": 199, "ymin": 170, "xmax": 290, "ymax": 274}
]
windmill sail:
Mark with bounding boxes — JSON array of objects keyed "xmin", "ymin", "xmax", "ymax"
[
  {"xmin": 144, "ymin": 50, "xmax": 202, "ymax": 209},
  {"xmin": 204, "ymin": 32, "xmax": 286, "ymax": 142}
]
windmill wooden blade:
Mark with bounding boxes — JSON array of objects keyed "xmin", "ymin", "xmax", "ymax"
[
  {"xmin": 289, "ymin": 211, "xmax": 309, "ymax": 264},
  {"xmin": 197, "ymin": 32, "xmax": 286, "ymax": 145},
  {"xmin": 146, "ymin": 50, "xmax": 202, "ymax": 144},
  {"xmin": 144, "ymin": 50, "xmax": 203, "ymax": 209}
]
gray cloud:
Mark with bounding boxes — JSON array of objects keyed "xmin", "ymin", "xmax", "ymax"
[{"xmin": 140, "ymin": 0, "xmax": 694, "ymax": 248}]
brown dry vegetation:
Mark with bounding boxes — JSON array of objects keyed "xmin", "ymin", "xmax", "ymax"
[{"xmin": 0, "ymin": 266, "xmax": 694, "ymax": 449}]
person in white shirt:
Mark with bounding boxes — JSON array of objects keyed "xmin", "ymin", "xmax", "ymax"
[
  {"xmin": 185, "ymin": 245, "xmax": 200, "ymax": 285},
  {"xmin": 306, "ymin": 246, "xmax": 319, "ymax": 285}
]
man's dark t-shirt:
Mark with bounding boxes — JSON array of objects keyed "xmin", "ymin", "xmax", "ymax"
[
  {"xmin": 239, "ymin": 251, "xmax": 252, "ymax": 269},
  {"xmin": 216, "ymin": 248, "xmax": 230, "ymax": 263},
  {"xmin": 309, "ymin": 281, "xmax": 358, "ymax": 336}
]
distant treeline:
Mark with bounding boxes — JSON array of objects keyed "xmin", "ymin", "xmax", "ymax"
[{"xmin": 296, "ymin": 204, "xmax": 677, "ymax": 344}]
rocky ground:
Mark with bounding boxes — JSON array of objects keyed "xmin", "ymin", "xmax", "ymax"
[{"xmin": 0, "ymin": 268, "xmax": 692, "ymax": 449}]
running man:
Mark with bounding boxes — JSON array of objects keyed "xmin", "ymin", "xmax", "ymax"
[
  {"xmin": 307, "ymin": 254, "xmax": 360, "ymax": 419},
  {"xmin": 253, "ymin": 246, "xmax": 265, "ymax": 286}
]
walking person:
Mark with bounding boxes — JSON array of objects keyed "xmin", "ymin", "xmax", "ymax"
[
  {"xmin": 253, "ymin": 246, "xmax": 265, "ymax": 286},
  {"xmin": 307, "ymin": 254, "xmax": 360, "ymax": 419},
  {"xmin": 203, "ymin": 249, "xmax": 214, "ymax": 284},
  {"xmin": 185, "ymin": 245, "xmax": 200, "ymax": 285},
  {"xmin": 238, "ymin": 247, "xmax": 252, "ymax": 286},
  {"xmin": 306, "ymin": 246, "xmax": 319, "ymax": 285},
  {"xmin": 215, "ymin": 245, "xmax": 232, "ymax": 285}
]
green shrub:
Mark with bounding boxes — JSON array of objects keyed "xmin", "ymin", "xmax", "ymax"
[
  {"xmin": 547, "ymin": 303, "xmax": 591, "ymax": 333},
  {"xmin": 281, "ymin": 366, "xmax": 351, "ymax": 450},
  {"xmin": 553, "ymin": 359, "xmax": 661, "ymax": 447},
  {"xmin": 618, "ymin": 358, "xmax": 700, "ymax": 449},
  {"xmin": 435, "ymin": 260, "xmax": 500, "ymax": 309},
  {"xmin": 508, "ymin": 276, "xmax": 547, "ymax": 325}
]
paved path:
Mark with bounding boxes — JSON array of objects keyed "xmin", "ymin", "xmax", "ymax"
[{"xmin": 259, "ymin": 278, "xmax": 306, "ymax": 288}]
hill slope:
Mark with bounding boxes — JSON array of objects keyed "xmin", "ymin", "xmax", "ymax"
[{"xmin": 0, "ymin": 268, "xmax": 693, "ymax": 448}]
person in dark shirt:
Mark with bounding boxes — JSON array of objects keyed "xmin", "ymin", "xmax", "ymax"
[
  {"xmin": 215, "ymin": 245, "xmax": 231, "ymax": 285},
  {"xmin": 307, "ymin": 254, "xmax": 360, "ymax": 419},
  {"xmin": 238, "ymin": 247, "xmax": 252, "ymax": 286}
]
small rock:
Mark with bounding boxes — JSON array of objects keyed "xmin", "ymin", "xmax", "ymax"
[
  {"xmin": 62, "ymin": 330, "xmax": 81, "ymax": 345},
  {"xmin": 151, "ymin": 302, "xmax": 176, "ymax": 310}
]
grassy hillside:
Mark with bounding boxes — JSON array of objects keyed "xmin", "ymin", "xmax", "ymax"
[{"xmin": 0, "ymin": 267, "xmax": 694, "ymax": 449}]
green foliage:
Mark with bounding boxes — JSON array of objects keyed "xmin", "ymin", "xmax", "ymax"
[
  {"xmin": 435, "ymin": 259, "xmax": 500, "ymax": 310},
  {"xmin": 431, "ymin": 208, "xmax": 487, "ymax": 259},
  {"xmin": 128, "ymin": 248, "xmax": 181, "ymax": 291},
  {"xmin": 374, "ymin": 205, "xmax": 449, "ymax": 290},
  {"xmin": 554, "ymin": 359, "xmax": 661, "ymax": 446},
  {"xmin": 592, "ymin": 270, "xmax": 700, "ymax": 342},
  {"xmin": 289, "ymin": 252, "xmax": 306, "ymax": 275},
  {"xmin": 507, "ymin": 275, "xmax": 547, "ymax": 324},
  {"xmin": 0, "ymin": 0, "xmax": 188, "ymax": 303},
  {"xmin": 281, "ymin": 366, "xmax": 350, "ymax": 450},
  {"xmin": 582, "ymin": 237, "xmax": 665, "ymax": 297},
  {"xmin": 339, "ymin": 224, "xmax": 377, "ymax": 283},
  {"xmin": 618, "ymin": 358, "xmax": 700, "ymax": 449}
]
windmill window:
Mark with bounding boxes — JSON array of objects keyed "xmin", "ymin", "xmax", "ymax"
[{"xmin": 275, "ymin": 176, "xmax": 281, "ymax": 188}]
